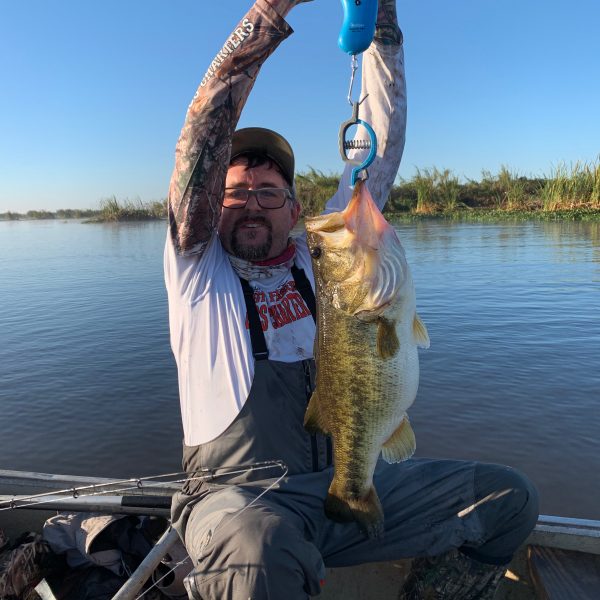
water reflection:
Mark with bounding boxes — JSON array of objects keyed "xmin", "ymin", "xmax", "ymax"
[{"xmin": 392, "ymin": 218, "xmax": 600, "ymax": 519}]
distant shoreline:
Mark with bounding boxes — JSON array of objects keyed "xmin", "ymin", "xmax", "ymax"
[
  {"xmin": 4, "ymin": 210, "xmax": 599, "ymax": 223},
  {"xmin": 386, "ymin": 207, "xmax": 600, "ymax": 222},
  {"xmin": 3, "ymin": 162, "xmax": 599, "ymax": 222},
  {"xmin": 0, "ymin": 197, "xmax": 167, "ymax": 223}
]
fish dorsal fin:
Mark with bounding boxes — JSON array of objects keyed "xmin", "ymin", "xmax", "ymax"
[
  {"xmin": 381, "ymin": 417, "xmax": 416, "ymax": 463},
  {"xmin": 304, "ymin": 390, "xmax": 329, "ymax": 435},
  {"xmin": 377, "ymin": 317, "xmax": 400, "ymax": 359},
  {"xmin": 412, "ymin": 313, "xmax": 430, "ymax": 349}
]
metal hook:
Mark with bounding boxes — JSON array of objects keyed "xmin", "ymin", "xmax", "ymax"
[
  {"xmin": 347, "ymin": 54, "xmax": 359, "ymax": 106},
  {"xmin": 338, "ymin": 98, "xmax": 378, "ymax": 186}
]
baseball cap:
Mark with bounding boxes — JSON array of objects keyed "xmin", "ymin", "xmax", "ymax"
[{"xmin": 231, "ymin": 127, "xmax": 295, "ymax": 185}]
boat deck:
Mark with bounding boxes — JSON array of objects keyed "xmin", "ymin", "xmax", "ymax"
[{"xmin": 2, "ymin": 470, "xmax": 600, "ymax": 599}]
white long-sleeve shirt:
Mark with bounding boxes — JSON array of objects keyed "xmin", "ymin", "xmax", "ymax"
[{"xmin": 165, "ymin": 0, "xmax": 407, "ymax": 446}]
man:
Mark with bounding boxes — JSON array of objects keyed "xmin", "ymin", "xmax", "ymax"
[{"xmin": 165, "ymin": 1, "xmax": 538, "ymax": 598}]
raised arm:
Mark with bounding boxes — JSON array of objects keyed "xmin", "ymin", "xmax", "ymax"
[
  {"xmin": 168, "ymin": 0, "xmax": 308, "ymax": 256},
  {"xmin": 325, "ymin": 0, "xmax": 406, "ymax": 213}
]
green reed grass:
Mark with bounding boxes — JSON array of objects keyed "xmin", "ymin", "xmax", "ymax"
[
  {"xmin": 542, "ymin": 159, "xmax": 600, "ymax": 210},
  {"xmin": 413, "ymin": 167, "xmax": 437, "ymax": 213},
  {"xmin": 92, "ymin": 196, "xmax": 167, "ymax": 222},
  {"xmin": 436, "ymin": 168, "xmax": 462, "ymax": 211},
  {"xmin": 5, "ymin": 160, "xmax": 600, "ymax": 222},
  {"xmin": 496, "ymin": 166, "xmax": 528, "ymax": 210},
  {"xmin": 295, "ymin": 168, "xmax": 340, "ymax": 216}
]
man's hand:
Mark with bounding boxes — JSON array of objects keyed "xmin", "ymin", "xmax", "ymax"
[{"xmin": 376, "ymin": 0, "xmax": 402, "ymax": 46}]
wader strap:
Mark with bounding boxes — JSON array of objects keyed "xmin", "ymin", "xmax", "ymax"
[
  {"xmin": 239, "ymin": 277, "xmax": 269, "ymax": 361},
  {"xmin": 294, "ymin": 269, "xmax": 332, "ymax": 466},
  {"xmin": 291, "ymin": 265, "xmax": 316, "ymax": 324},
  {"xmin": 239, "ymin": 264, "xmax": 316, "ymax": 361}
]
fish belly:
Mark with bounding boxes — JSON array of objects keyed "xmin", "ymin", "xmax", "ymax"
[{"xmin": 310, "ymin": 306, "xmax": 417, "ymax": 538}]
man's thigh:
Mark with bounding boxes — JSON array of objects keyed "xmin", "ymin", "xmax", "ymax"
[
  {"xmin": 183, "ymin": 484, "xmax": 327, "ymax": 598},
  {"xmin": 184, "ymin": 485, "xmax": 255, "ymax": 562}
]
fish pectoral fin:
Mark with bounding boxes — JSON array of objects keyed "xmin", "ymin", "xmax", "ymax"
[
  {"xmin": 304, "ymin": 390, "xmax": 329, "ymax": 435},
  {"xmin": 381, "ymin": 417, "xmax": 416, "ymax": 463},
  {"xmin": 377, "ymin": 317, "xmax": 400, "ymax": 359},
  {"xmin": 412, "ymin": 313, "xmax": 430, "ymax": 349}
]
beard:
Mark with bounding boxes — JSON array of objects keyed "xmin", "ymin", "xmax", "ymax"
[{"xmin": 230, "ymin": 216, "xmax": 273, "ymax": 261}]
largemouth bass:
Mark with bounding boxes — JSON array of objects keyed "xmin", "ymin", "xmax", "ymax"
[{"xmin": 304, "ymin": 180, "xmax": 430, "ymax": 538}]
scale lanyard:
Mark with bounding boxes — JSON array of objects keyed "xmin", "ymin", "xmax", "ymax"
[{"xmin": 347, "ymin": 54, "xmax": 360, "ymax": 106}]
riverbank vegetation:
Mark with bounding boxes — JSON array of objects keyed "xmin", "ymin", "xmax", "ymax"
[
  {"xmin": 0, "ymin": 197, "xmax": 167, "ymax": 222},
  {"xmin": 298, "ymin": 159, "xmax": 600, "ymax": 220},
  {"xmin": 88, "ymin": 196, "xmax": 167, "ymax": 222},
  {"xmin": 2, "ymin": 160, "xmax": 599, "ymax": 222},
  {"xmin": 0, "ymin": 208, "xmax": 98, "ymax": 220}
]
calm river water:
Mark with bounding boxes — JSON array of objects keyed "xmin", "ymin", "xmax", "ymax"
[{"xmin": 1, "ymin": 219, "xmax": 599, "ymax": 519}]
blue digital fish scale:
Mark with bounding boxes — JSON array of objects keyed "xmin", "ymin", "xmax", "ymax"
[{"xmin": 338, "ymin": 0, "xmax": 379, "ymax": 56}]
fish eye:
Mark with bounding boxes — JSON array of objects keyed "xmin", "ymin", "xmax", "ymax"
[{"xmin": 310, "ymin": 247, "xmax": 322, "ymax": 259}]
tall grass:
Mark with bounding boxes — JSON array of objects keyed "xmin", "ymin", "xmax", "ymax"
[
  {"xmin": 293, "ymin": 162, "xmax": 600, "ymax": 218},
  {"xmin": 4, "ymin": 161, "xmax": 600, "ymax": 222},
  {"xmin": 296, "ymin": 161, "xmax": 600, "ymax": 217},
  {"xmin": 295, "ymin": 168, "xmax": 340, "ymax": 216},
  {"xmin": 95, "ymin": 196, "xmax": 167, "ymax": 222},
  {"xmin": 400, "ymin": 167, "xmax": 463, "ymax": 213},
  {"xmin": 496, "ymin": 166, "xmax": 529, "ymax": 210},
  {"xmin": 542, "ymin": 160, "xmax": 600, "ymax": 210},
  {"xmin": 412, "ymin": 168, "xmax": 462, "ymax": 213},
  {"xmin": 436, "ymin": 168, "xmax": 462, "ymax": 211},
  {"xmin": 413, "ymin": 168, "xmax": 436, "ymax": 213}
]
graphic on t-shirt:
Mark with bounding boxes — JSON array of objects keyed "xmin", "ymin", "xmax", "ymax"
[{"xmin": 245, "ymin": 279, "xmax": 312, "ymax": 331}]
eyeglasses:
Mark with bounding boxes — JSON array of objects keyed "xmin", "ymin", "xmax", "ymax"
[{"xmin": 223, "ymin": 187, "xmax": 293, "ymax": 209}]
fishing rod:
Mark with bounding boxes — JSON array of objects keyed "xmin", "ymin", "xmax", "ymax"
[
  {"xmin": 1, "ymin": 461, "xmax": 289, "ymax": 600},
  {"xmin": 0, "ymin": 493, "xmax": 172, "ymax": 516},
  {"xmin": 338, "ymin": 0, "xmax": 379, "ymax": 186},
  {"xmin": 0, "ymin": 460, "xmax": 287, "ymax": 512},
  {"xmin": 118, "ymin": 462, "xmax": 290, "ymax": 600}
]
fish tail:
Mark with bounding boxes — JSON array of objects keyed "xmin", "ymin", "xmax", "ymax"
[{"xmin": 325, "ymin": 485, "xmax": 385, "ymax": 539}]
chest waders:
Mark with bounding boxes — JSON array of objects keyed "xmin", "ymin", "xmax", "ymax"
[
  {"xmin": 176, "ymin": 264, "xmax": 332, "ymax": 509},
  {"xmin": 172, "ymin": 266, "xmax": 538, "ymax": 600}
]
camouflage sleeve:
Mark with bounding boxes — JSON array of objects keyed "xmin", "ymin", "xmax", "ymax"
[
  {"xmin": 168, "ymin": 0, "xmax": 293, "ymax": 256},
  {"xmin": 363, "ymin": 0, "xmax": 406, "ymax": 208},
  {"xmin": 375, "ymin": 0, "xmax": 403, "ymax": 46}
]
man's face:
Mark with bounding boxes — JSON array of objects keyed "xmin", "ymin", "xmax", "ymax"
[{"xmin": 219, "ymin": 162, "xmax": 300, "ymax": 261}]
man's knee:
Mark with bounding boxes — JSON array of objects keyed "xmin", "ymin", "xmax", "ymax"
[
  {"xmin": 220, "ymin": 508, "xmax": 298, "ymax": 565},
  {"xmin": 185, "ymin": 505, "xmax": 324, "ymax": 599},
  {"xmin": 476, "ymin": 463, "xmax": 539, "ymax": 531},
  {"xmin": 463, "ymin": 463, "xmax": 539, "ymax": 564}
]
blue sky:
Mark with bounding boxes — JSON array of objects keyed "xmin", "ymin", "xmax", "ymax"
[{"xmin": 1, "ymin": 0, "xmax": 598, "ymax": 212}]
